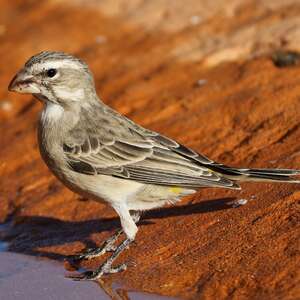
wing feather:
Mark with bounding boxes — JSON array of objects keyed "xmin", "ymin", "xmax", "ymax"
[{"xmin": 63, "ymin": 105, "xmax": 239, "ymax": 189}]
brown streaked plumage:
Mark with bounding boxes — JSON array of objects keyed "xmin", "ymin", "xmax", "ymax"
[{"xmin": 8, "ymin": 51, "xmax": 300, "ymax": 280}]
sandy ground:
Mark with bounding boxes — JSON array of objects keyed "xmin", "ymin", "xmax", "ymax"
[{"xmin": 0, "ymin": 1, "xmax": 300, "ymax": 299}]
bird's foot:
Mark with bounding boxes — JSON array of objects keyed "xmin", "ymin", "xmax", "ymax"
[
  {"xmin": 67, "ymin": 263, "xmax": 127, "ymax": 281},
  {"xmin": 67, "ymin": 237, "xmax": 133, "ymax": 280},
  {"xmin": 69, "ymin": 229, "xmax": 123, "ymax": 261}
]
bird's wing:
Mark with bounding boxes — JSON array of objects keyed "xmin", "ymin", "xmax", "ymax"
[{"xmin": 63, "ymin": 105, "xmax": 239, "ymax": 189}]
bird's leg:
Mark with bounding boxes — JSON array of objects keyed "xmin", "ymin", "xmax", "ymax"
[
  {"xmin": 70, "ymin": 237, "xmax": 133, "ymax": 281},
  {"xmin": 71, "ymin": 229, "xmax": 123, "ymax": 261},
  {"xmin": 68, "ymin": 209, "xmax": 141, "ymax": 280},
  {"xmin": 70, "ymin": 211, "xmax": 140, "ymax": 261}
]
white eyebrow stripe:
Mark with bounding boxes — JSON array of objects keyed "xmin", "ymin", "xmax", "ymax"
[{"xmin": 37, "ymin": 60, "xmax": 83, "ymax": 70}]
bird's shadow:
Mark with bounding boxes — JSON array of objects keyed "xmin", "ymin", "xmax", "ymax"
[{"xmin": 0, "ymin": 197, "xmax": 235, "ymax": 261}]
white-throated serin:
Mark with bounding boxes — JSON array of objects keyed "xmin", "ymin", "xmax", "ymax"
[{"xmin": 8, "ymin": 51, "xmax": 300, "ymax": 280}]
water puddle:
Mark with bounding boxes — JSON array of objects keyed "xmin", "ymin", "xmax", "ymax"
[
  {"xmin": 0, "ymin": 244, "xmax": 175, "ymax": 299},
  {"xmin": 0, "ymin": 252, "xmax": 109, "ymax": 300},
  {"xmin": 98, "ymin": 280, "xmax": 176, "ymax": 300},
  {"xmin": 0, "ymin": 252, "xmax": 176, "ymax": 299},
  {"xmin": 0, "ymin": 218, "xmax": 176, "ymax": 299},
  {"xmin": 0, "ymin": 240, "xmax": 9, "ymax": 252}
]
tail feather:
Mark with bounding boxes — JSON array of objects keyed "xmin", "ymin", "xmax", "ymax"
[
  {"xmin": 239, "ymin": 168, "xmax": 300, "ymax": 176},
  {"xmin": 211, "ymin": 165, "xmax": 300, "ymax": 183}
]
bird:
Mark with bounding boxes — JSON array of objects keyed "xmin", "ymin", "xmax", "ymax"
[{"xmin": 8, "ymin": 51, "xmax": 300, "ymax": 281}]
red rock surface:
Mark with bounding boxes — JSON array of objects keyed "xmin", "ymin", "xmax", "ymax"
[{"xmin": 0, "ymin": 1, "xmax": 300, "ymax": 299}]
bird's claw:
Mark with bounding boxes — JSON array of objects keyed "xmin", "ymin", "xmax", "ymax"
[
  {"xmin": 67, "ymin": 270, "xmax": 100, "ymax": 281},
  {"xmin": 67, "ymin": 263, "xmax": 127, "ymax": 281},
  {"xmin": 109, "ymin": 263, "xmax": 127, "ymax": 274},
  {"xmin": 69, "ymin": 244, "xmax": 117, "ymax": 262},
  {"xmin": 69, "ymin": 230, "xmax": 123, "ymax": 262}
]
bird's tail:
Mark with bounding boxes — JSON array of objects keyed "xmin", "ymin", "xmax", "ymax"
[{"xmin": 212, "ymin": 165, "xmax": 300, "ymax": 183}]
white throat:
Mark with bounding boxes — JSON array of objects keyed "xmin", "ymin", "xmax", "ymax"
[{"xmin": 41, "ymin": 102, "xmax": 64, "ymax": 124}]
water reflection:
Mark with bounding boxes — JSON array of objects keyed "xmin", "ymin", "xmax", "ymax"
[
  {"xmin": 0, "ymin": 252, "xmax": 108, "ymax": 300},
  {"xmin": 0, "ymin": 241, "xmax": 9, "ymax": 252},
  {"xmin": 0, "ymin": 252, "xmax": 177, "ymax": 299},
  {"xmin": 0, "ymin": 221, "xmax": 10, "ymax": 252},
  {"xmin": 97, "ymin": 279, "xmax": 177, "ymax": 300}
]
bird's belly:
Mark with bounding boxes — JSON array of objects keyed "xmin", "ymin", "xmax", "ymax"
[
  {"xmin": 61, "ymin": 171, "xmax": 145, "ymax": 206},
  {"xmin": 127, "ymin": 184, "xmax": 196, "ymax": 210},
  {"xmin": 57, "ymin": 169, "xmax": 196, "ymax": 210}
]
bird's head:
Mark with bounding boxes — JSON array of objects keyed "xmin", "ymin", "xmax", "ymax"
[{"xmin": 8, "ymin": 51, "xmax": 96, "ymax": 107}]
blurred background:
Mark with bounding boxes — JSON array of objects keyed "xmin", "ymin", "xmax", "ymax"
[
  {"xmin": 0, "ymin": 1, "xmax": 300, "ymax": 299},
  {"xmin": 1, "ymin": 0, "xmax": 300, "ymax": 121}
]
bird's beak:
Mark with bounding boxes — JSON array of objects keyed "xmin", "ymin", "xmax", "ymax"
[{"xmin": 8, "ymin": 69, "xmax": 40, "ymax": 94}]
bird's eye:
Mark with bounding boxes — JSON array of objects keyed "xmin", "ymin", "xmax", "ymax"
[{"xmin": 46, "ymin": 68, "xmax": 57, "ymax": 78}]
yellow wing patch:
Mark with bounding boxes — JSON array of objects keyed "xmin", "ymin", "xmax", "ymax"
[{"xmin": 169, "ymin": 187, "xmax": 182, "ymax": 194}]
